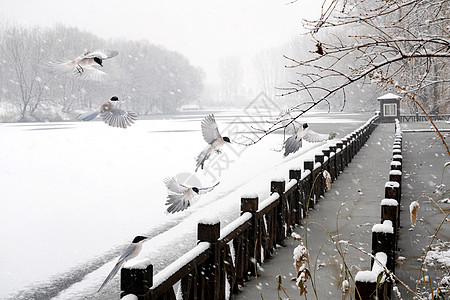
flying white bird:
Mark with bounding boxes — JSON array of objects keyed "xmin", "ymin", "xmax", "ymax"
[
  {"xmin": 195, "ymin": 114, "xmax": 231, "ymax": 171},
  {"xmin": 46, "ymin": 49, "xmax": 118, "ymax": 81},
  {"xmin": 97, "ymin": 235, "xmax": 147, "ymax": 293},
  {"xmin": 164, "ymin": 176, "xmax": 219, "ymax": 213},
  {"xmin": 77, "ymin": 96, "xmax": 137, "ymax": 128},
  {"xmin": 284, "ymin": 123, "xmax": 332, "ymax": 157}
]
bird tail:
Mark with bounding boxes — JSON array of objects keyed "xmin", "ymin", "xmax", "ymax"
[
  {"xmin": 195, "ymin": 148, "xmax": 210, "ymax": 172},
  {"xmin": 97, "ymin": 262, "xmax": 122, "ymax": 293},
  {"xmin": 77, "ymin": 110, "xmax": 100, "ymax": 121}
]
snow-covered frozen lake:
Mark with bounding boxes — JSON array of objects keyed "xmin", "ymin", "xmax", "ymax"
[{"xmin": 0, "ymin": 109, "xmax": 372, "ymax": 299}]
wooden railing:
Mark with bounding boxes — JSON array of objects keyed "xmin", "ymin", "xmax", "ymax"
[
  {"xmin": 355, "ymin": 119, "xmax": 402, "ymax": 300},
  {"xmin": 120, "ymin": 116, "xmax": 379, "ymax": 300}
]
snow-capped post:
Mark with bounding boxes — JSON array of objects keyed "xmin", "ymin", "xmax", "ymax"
[
  {"xmin": 391, "ymin": 161, "xmax": 402, "ymax": 172},
  {"xmin": 392, "ymin": 154, "xmax": 402, "ymax": 164},
  {"xmin": 289, "ymin": 169, "xmax": 304, "ymax": 221},
  {"xmin": 240, "ymin": 195, "xmax": 259, "ymax": 277},
  {"xmin": 341, "ymin": 139, "xmax": 349, "ymax": 167},
  {"xmin": 315, "ymin": 154, "xmax": 325, "ymax": 197},
  {"xmin": 336, "ymin": 143, "xmax": 345, "ymax": 172},
  {"xmin": 381, "ymin": 198, "xmax": 399, "ymax": 247},
  {"xmin": 385, "ymin": 181, "xmax": 400, "ymax": 202},
  {"xmin": 352, "ymin": 133, "xmax": 358, "ymax": 158},
  {"xmin": 346, "ymin": 136, "xmax": 353, "ymax": 163},
  {"xmin": 120, "ymin": 264, "xmax": 153, "ymax": 298},
  {"xmin": 322, "ymin": 149, "xmax": 336, "ymax": 182},
  {"xmin": 271, "ymin": 179, "xmax": 286, "ymax": 245},
  {"xmin": 389, "ymin": 170, "xmax": 402, "ymax": 199},
  {"xmin": 392, "ymin": 148, "xmax": 401, "ymax": 156},
  {"xmin": 303, "ymin": 160, "xmax": 315, "ymax": 209},
  {"xmin": 329, "ymin": 146, "xmax": 339, "ymax": 179},
  {"xmin": 197, "ymin": 221, "xmax": 221, "ymax": 300},
  {"xmin": 372, "ymin": 221, "xmax": 395, "ymax": 272}
]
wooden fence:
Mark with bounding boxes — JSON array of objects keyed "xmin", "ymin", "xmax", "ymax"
[
  {"xmin": 354, "ymin": 119, "xmax": 402, "ymax": 300},
  {"xmin": 120, "ymin": 116, "xmax": 379, "ymax": 300}
]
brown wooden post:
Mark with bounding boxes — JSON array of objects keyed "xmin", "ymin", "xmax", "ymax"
[
  {"xmin": 390, "ymin": 161, "xmax": 402, "ymax": 172},
  {"xmin": 315, "ymin": 154, "xmax": 325, "ymax": 197},
  {"xmin": 346, "ymin": 136, "xmax": 352, "ymax": 163},
  {"xmin": 322, "ymin": 149, "xmax": 334, "ymax": 182},
  {"xmin": 352, "ymin": 133, "xmax": 358, "ymax": 158},
  {"xmin": 381, "ymin": 198, "xmax": 399, "ymax": 249},
  {"xmin": 198, "ymin": 221, "xmax": 221, "ymax": 300},
  {"xmin": 355, "ymin": 280, "xmax": 385, "ymax": 300},
  {"xmin": 341, "ymin": 139, "xmax": 348, "ymax": 167},
  {"xmin": 392, "ymin": 154, "xmax": 402, "ymax": 164},
  {"xmin": 271, "ymin": 180, "xmax": 286, "ymax": 245},
  {"xmin": 329, "ymin": 146, "xmax": 338, "ymax": 180},
  {"xmin": 372, "ymin": 222, "xmax": 395, "ymax": 273},
  {"xmin": 393, "ymin": 149, "xmax": 401, "ymax": 156},
  {"xmin": 336, "ymin": 143, "xmax": 344, "ymax": 172},
  {"xmin": 121, "ymin": 264, "xmax": 153, "ymax": 299},
  {"xmin": 289, "ymin": 169, "xmax": 304, "ymax": 221},
  {"xmin": 304, "ymin": 160, "xmax": 315, "ymax": 209},
  {"xmin": 241, "ymin": 195, "xmax": 259, "ymax": 276},
  {"xmin": 389, "ymin": 170, "xmax": 402, "ymax": 200}
]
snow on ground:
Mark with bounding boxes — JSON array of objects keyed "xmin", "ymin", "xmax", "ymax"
[{"xmin": 0, "ymin": 110, "xmax": 370, "ymax": 299}]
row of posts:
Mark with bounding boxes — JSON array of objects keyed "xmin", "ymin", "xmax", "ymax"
[{"xmin": 355, "ymin": 123, "xmax": 403, "ymax": 299}]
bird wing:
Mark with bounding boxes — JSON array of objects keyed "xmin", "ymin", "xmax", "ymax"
[
  {"xmin": 97, "ymin": 244, "xmax": 136, "ymax": 293},
  {"xmin": 100, "ymin": 108, "xmax": 137, "ymax": 128},
  {"xmin": 201, "ymin": 115, "xmax": 221, "ymax": 144},
  {"xmin": 77, "ymin": 109, "xmax": 101, "ymax": 121},
  {"xmin": 303, "ymin": 130, "xmax": 330, "ymax": 143},
  {"xmin": 197, "ymin": 182, "xmax": 220, "ymax": 195},
  {"xmin": 43, "ymin": 59, "xmax": 78, "ymax": 75},
  {"xmin": 284, "ymin": 135, "xmax": 302, "ymax": 157},
  {"xmin": 78, "ymin": 67, "xmax": 108, "ymax": 81},
  {"xmin": 83, "ymin": 50, "xmax": 118, "ymax": 59},
  {"xmin": 165, "ymin": 193, "xmax": 191, "ymax": 213},
  {"xmin": 164, "ymin": 177, "xmax": 189, "ymax": 194}
]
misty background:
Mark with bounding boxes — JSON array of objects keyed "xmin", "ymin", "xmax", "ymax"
[{"xmin": 0, "ymin": 0, "xmax": 385, "ymax": 123}]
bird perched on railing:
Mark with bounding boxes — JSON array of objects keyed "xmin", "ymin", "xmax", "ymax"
[
  {"xmin": 46, "ymin": 49, "xmax": 118, "ymax": 81},
  {"xmin": 97, "ymin": 235, "xmax": 147, "ymax": 293},
  {"xmin": 164, "ymin": 176, "xmax": 219, "ymax": 213},
  {"xmin": 284, "ymin": 123, "xmax": 335, "ymax": 157},
  {"xmin": 195, "ymin": 114, "xmax": 231, "ymax": 171},
  {"xmin": 76, "ymin": 96, "xmax": 137, "ymax": 128}
]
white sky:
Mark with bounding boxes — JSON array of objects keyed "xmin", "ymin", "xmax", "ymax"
[{"xmin": 1, "ymin": 0, "xmax": 322, "ymax": 85}]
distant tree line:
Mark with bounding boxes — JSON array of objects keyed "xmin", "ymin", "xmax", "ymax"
[{"xmin": 0, "ymin": 21, "xmax": 204, "ymax": 121}]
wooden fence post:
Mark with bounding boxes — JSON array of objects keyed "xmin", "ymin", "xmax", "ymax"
[
  {"xmin": 198, "ymin": 221, "xmax": 221, "ymax": 300},
  {"xmin": 315, "ymin": 154, "xmax": 325, "ymax": 197},
  {"xmin": 390, "ymin": 161, "xmax": 402, "ymax": 172},
  {"xmin": 121, "ymin": 264, "xmax": 153, "ymax": 299},
  {"xmin": 329, "ymin": 146, "xmax": 339, "ymax": 180},
  {"xmin": 304, "ymin": 160, "xmax": 315, "ymax": 209},
  {"xmin": 381, "ymin": 198, "xmax": 399, "ymax": 249},
  {"xmin": 271, "ymin": 180, "xmax": 286, "ymax": 245},
  {"xmin": 289, "ymin": 169, "xmax": 304, "ymax": 221},
  {"xmin": 241, "ymin": 195, "xmax": 259, "ymax": 277},
  {"xmin": 372, "ymin": 221, "xmax": 395, "ymax": 273},
  {"xmin": 336, "ymin": 143, "xmax": 344, "ymax": 172}
]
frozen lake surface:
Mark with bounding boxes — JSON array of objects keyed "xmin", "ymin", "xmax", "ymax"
[{"xmin": 0, "ymin": 109, "xmax": 372, "ymax": 299}]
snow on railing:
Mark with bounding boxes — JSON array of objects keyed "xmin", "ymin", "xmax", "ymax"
[{"xmin": 120, "ymin": 116, "xmax": 380, "ymax": 300}]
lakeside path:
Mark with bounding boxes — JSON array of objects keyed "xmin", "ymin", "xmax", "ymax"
[{"xmin": 235, "ymin": 122, "xmax": 449, "ymax": 299}]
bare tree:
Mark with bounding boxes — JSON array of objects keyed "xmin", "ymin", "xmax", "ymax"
[
  {"xmin": 243, "ymin": 0, "xmax": 449, "ymax": 154},
  {"xmin": 218, "ymin": 56, "xmax": 243, "ymax": 105}
]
